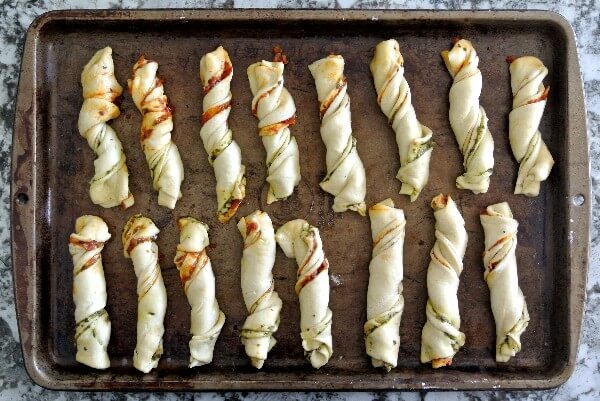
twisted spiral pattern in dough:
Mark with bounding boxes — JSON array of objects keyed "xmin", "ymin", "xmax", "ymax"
[
  {"xmin": 309, "ymin": 55, "xmax": 367, "ymax": 215},
  {"xmin": 371, "ymin": 40, "xmax": 433, "ymax": 201},
  {"xmin": 69, "ymin": 215, "xmax": 112, "ymax": 369},
  {"xmin": 238, "ymin": 211, "xmax": 282, "ymax": 369},
  {"xmin": 200, "ymin": 46, "xmax": 246, "ymax": 222},
  {"xmin": 442, "ymin": 39, "xmax": 494, "ymax": 194},
  {"xmin": 78, "ymin": 47, "xmax": 134, "ymax": 208},
  {"xmin": 481, "ymin": 202, "xmax": 530, "ymax": 362},
  {"xmin": 175, "ymin": 217, "xmax": 226, "ymax": 367},
  {"xmin": 128, "ymin": 56, "xmax": 184, "ymax": 209},
  {"xmin": 276, "ymin": 219, "xmax": 333, "ymax": 369},
  {"xmin": 508, "ymin": 56, "xmax": 554, "ymax": 197},
  {"xmin": 420, "ymin": 194, "xmax": 467, "ymax": 368},
  {"xmin": 248, "ymin": 58, "xmax": 301, "ymax": 203}
]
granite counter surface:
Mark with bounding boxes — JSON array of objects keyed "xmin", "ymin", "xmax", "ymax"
[{"xmin": 0, "ymin": 0, "xmax": 598, "ymax": 400}]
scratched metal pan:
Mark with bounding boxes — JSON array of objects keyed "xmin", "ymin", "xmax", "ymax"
[{"xmin": 11, "ymin": 9, "xmax": 589, "ymax": 391}]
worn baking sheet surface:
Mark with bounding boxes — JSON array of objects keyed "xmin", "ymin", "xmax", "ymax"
[{"xmin": 11, "ymin": 10, "xmax": 589, "ymax": 391}]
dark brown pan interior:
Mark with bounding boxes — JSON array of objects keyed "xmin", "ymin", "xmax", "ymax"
[{"xmin": 11, "ymin": 10, "xmax": 589, "ymax": 391}]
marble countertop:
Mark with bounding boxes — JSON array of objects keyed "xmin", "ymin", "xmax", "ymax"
[{"xmin": 0, "ymin": 0, "xmax": 598, "ymax": 400}]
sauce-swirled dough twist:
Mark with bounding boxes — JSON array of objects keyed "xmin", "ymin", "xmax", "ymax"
[
  {"xmin": 309, "ymin": 55, "xmax": 367, "ymax": 215},
  {"xmin": 175, "ymin": 217, "xmax": 226, "ymax": 367},
  {"xmin": 78, "ymin": 47, "xmax": 134, "ymax": 208},
  {"xmin": 276, "ymin": 219, "xmax": 333, "ymax": 369},
  {"xmin": 128, "ymin": 56, "xmax": 184, "ymax": 209},
  {"xmin": 247, "ymin": 58, "xmax": 301, "ymax": 203},
  {"xmin": 200, "ymin": 46, "xmax": 246, "ymax": 222},
  {"xmin": 122, "ymin": 214, "xmax": 167, "ymax": 373},
  {"xmin": 508, "ymin": 56, "xmax": 554, "ymax": 197},
  {"xmin": 442, "ymin": 39, "xmax": 494, "ymax": 194},
  {"xmin": 69, "ymin": 215, "xmax": 112, "ymax": 369},
  {"xmin": 481, "ymin": 202, "xmax": 529, "ymax": 362},
  {"xmin": 421, "ymin": 194, "xmax": 467, "ymax": 368},
  {"xmin": 364, "ymin": 199, "xmax": 405, "ymax": 371},
  {"xmin": 371, "ymin": 40, "xmax": 433, "ymax": 201},
  {"xmin": 238, "ymin": 210, "xmax": 283, "ymax": 369}
]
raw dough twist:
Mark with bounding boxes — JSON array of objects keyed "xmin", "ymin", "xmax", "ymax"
[
  {"xmin": 508, "ymin": 56, "xmax": 554, "ymax": 196},
  {"xmin": 481, "ymin": 202, "xmax": 530, "ymax": 362},
  {"xmin": 238, "ymin": 210, "xmax": 283, "ymax": 369},
  {"xmin": 421, "ymin": 194, "xmax": 467, "ymax": 368},
  {"xmin": 122, "ymin": 214, "xmax": 167, "ymax": 373},
  {"xmin": 364, "ymin": 199, "xmax": 405, "ymax": 371},
  {"xmin": 200, "ymin": 46, "xmax": 246, "ymax": 222},
  {"xmin": 276, "ymin": 219, "xmax": 333, "ymax": 369},
  {"xmin": 69, "ymin": 215, "xmax": 112, "ymax": 369},
  {"xmin": 128, "ymin": 56, "xmax": 184, "ymax": 209},
  {"xmin": 309, "ymin": 55, "xmax": 367, "ymax": 215},
  {"xmin": 442, "ymin": 39, "xmax": 494, "ymax": 194},
  {"xmin": 78, "ymin": 47, "xmax": 134, "ymax": 208},
  {"xmin": 174, "ymin": 217, "xmax": 226, "ymax": 367},
  {"xmin": 248, "ymin": 58, "xmax": 301, "ymax": 203},
  {"xmin": 371, "ymin": 39, "xmax": 433, "ymax": 201}
]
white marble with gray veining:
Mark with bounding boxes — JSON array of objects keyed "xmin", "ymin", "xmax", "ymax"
[{"xmin": 0, "ymin": 0, "xmax": 598, "ymax": 400}]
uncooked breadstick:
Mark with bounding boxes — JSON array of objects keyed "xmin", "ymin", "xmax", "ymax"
[
  {"xmin": 371, "ymin": 39, "xmax": 433, "ymax": 201},
  {"xmin": 174, "ymin": 217, "xmax": 226, "ymax": 367},
  {"xmin": 421, "ymin": 194, "xmax": 467, "ymax": 368},
  {"xmin": 508, "ymin": 56, "xmax": 554, "ymax": 196},
  {"xmin": 238, "ymin": 210, "xmax": 282, "ymax": 369},
  {"xmin": 364, "ymin": 199, "xmax": 405, "ymax": 371},
  {"xmin": 276, "ymin": 219, "xmax": 333, "ymax": 369},
  {"xmin": 441, "ymin": 39, "xmax": 494, "ymax": 194},
  {"xmin": 69, "ymin": 215, "xmax": 112, "ymax": 369},
  {"xmin": 247, "ymin": 52, "xmax": 301, "ymax": 203},
  {"xmin": 122, "ymin": 214, "xmax": 167, "ymax": 373},
  {"xmin": 200, "ymin": 46, "xmax": 246, "ymax": 222},
  {"xmin": 481, "ymin": 202, "xmax": 529, "ymax": 362},
  {"xmin": 128, "ymin": 56, "xmax": 184, "ymax": 209},
  {"xmin": 308, "ymin": 55, "xmax": 367, "ymax": 215},
  {"xmin": 78, "ymin": 47, "xmax": 134, "ymax": 208}
]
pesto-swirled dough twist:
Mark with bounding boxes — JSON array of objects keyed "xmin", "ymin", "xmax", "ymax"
[
  {"xmin": 122, "ymin": 215, "xmax": 167, "ymax": 373},
  {"xmin": 481, "ymin": 202, "xmax": 530, "ymax": 362},
  {"xmin": 174, "ymin": 217, "xmax": 226, "ymax": 367},
  {"xmin": 128, "ymin": 56, "xmax": 184, "ymax": 209},
  {"xmin": 508, "ymin": 56, "xmax": 554, "ymax": 197},
  {"xmin": 69, "ymin": 215, "xmax": 112, "ymax": 369},
  {"xmin": 247, "ymin": 60, "xmax": 301, "ymax": 203},
  {"xmin": 276, "ymin": 219, "xmax": 333, "ymax": 369},
  {"xmin": 309, "ymin": 55, "xmax": 367, "ymax": 215},
  {"xmin": 442, "ymin": 39, "xmax": 494, "ymax": 194},
  {"xmin": 200, "ymin": 46, "xmax": 246, "ymax": 222},
  {"xmin": 78, "ymin": 47, "xmax": 134, "ymax": 208},
  {"xmin": 238, "ymin": 210, "xmax": 283, "ymax": 369},
  {"xmin": 364, "ymin": 199, "xmax": 405, "ymax": 371},
  {"xmin": 371, "ymin": 40, "xmax": 433, "ymax": 201},
  {"xmin": 421, "ymin": 194, "xmax": 467, "ymax": 368}
]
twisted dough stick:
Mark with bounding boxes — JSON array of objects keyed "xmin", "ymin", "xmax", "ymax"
[
  {"xmin": 238, "ymin": 210, "xmax": 283, "ymax": 369},
  {"xmin": 128, "ymin": 56, "xmax": 184, "ymax": 209},
  {"xmin": 200, "ymin": 46, "xmax": 246, "ymax": 222},
  {"xmin": 442, "ymin": 39, "xmax": 494, "ymax": 194},
  {"xmin": 421, "ymin": 194, "xmax": 467, "ymax": 368},
  {"xmin": 508, "ymin": 56, "xmax": 554, "ymax": 196},
  {"xmin": 364, "ymin": 199, "xmax": 405, "ymax": 371},
  {"xmin": 174, "ymin": 217, "xmax": 226, "ymax": 367},
  {"xmin": 122, "ymin": 214, "xmax": 167, "ymax": 373},
  {"xmin": 247, "ymin": 52, "xmax": 301, "ymax": 203},
  {"xmin": 69, "ymin": 215, "xmax": 112, "ymax": 369},
  {"xmin": 276, "ymin": 219, "xmax": 333, "ymax": 369},
  {"xmin": 371, "ymin": 39, "xmax": 433, "ymax": 201},
  {"xmin": 481, "ymin": 202, "xmax": 529, "ymax": 362},
  {"xmin": 309, "ymin": 55, "xmax": 367, "ymax": 215},
  {"xmin": 78, "ymin": 47, "xmax": 134, "ymax": 208}
]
